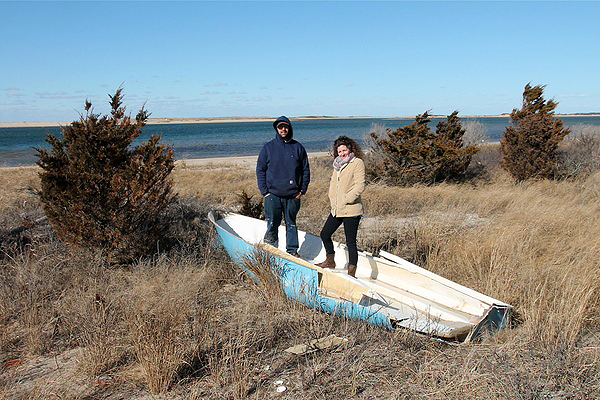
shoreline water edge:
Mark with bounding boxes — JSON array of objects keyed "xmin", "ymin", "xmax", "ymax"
[
  {"xmin": 2, "ymin": 115, "xmax": 600, "ymax": 168},
  {"xmin": 0, "ymin": 152, "xmax": 330, "ymax": 171}
]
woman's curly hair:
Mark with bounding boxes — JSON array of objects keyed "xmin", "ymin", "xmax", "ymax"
[{"xmin": 333, "ymin": 136, "xmax": 364, "ymax": 159}]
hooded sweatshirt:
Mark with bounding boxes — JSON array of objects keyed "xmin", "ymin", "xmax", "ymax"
[{"xmin": 256, "ymin": 116, "xmax": 310, "ymax": 198}]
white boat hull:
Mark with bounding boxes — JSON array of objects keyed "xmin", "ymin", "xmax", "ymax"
[{"xmin": 209, "ymin": 211, "xmax": 512, "ymax": 341}]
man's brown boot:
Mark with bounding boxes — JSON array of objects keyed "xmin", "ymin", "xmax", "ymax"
[
  {"xmin": 347, "ymin": 264, "xmax": 357, "ymax": 277},
  {"xmin": 316, "ymin": 254, "xmax": 336, "ymax": 269}
]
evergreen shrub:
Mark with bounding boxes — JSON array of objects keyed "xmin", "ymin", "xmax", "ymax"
[
  {"xmin": 500, "ymin": 84, "xmax": 570, "ymax": 181},
  {"xmin": 368, "ymin": 111, "xmax": 478, "ymax": 185},
  {"xmin": 237, "ymin": 190, "xmax": 264, "ymax": 219},
  {"xmin": 35, "ymin": 89, "xmax": 176, "ymax": 263}
]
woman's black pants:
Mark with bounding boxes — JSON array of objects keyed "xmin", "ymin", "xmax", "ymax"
[{"xmin": 320, "ymin": 214, "xmax": 361, "ymax": 266}]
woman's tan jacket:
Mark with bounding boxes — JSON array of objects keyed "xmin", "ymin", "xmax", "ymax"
[{"xmin": 328, "ymin": 157, "xmax": 365, "ymax": 217}]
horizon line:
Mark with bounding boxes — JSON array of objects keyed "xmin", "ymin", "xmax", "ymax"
[{"xmin": 2, "ymin": 113, "xmax": 600, "ymax": 128}]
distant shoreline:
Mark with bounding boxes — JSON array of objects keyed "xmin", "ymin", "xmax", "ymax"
[
  {"xmin": 2, "ymin": 114, "xmax": 599, "ymax": 128},
  {"xmin": 1, "ymin": 116, "xmax": 374, "ymax": 128},
  {"xmin": 0, "ymin": 152, "xmax": 331, "ymax": 171}
]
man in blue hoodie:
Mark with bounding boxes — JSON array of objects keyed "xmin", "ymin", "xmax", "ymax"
[{"xmin": 256, "ymin": 116, "xmax": 310, "ymax": 256}]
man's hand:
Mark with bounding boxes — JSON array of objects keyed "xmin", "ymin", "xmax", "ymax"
[{"xmin": 295, "ymin": 192, "xmax": 303, "ymax": 199}]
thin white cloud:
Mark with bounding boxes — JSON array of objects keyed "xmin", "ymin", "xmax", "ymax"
[
  {"xmin": 35, "ymin": 91, "xmax": 78, "ymax": 99},
  {"xmin": 1, "ymin": 99, "xmax": 27, "ymax": 106},
  {"xmin": 199, "ymin": 90, "xmax": 221, "ymax": 95},
  {"xmin": 558, "ymin": 94, "xmax": 589, "ymax": 98},
  {"xmin": 343, "ymin": 83, "xmax": 353, "ymax": 87}
]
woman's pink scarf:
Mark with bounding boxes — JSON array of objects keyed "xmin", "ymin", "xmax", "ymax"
[{"xmin": 333, "ymin": 152, "xmax": 355, "ymax": 171}]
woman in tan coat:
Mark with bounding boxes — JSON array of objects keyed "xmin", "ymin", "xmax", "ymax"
[{"xmin": 316, "ymin": 136, "xmax": 365, "ymax": 277}]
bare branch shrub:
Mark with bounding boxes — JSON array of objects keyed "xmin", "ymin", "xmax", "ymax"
[
  {"xmin": 461, "ymin": 119, "xmax": 489, "ymax": 147},
  {"xmin": 465, "ymin": 142, "xmax": 503, "ymax": 180},
  {"xmin": 361, "ymin": 122, "xmax": 388, "ymax": 173},
  {"xmin": 557, "ymin": 124, "xmax": 600, "ymax": 178}
]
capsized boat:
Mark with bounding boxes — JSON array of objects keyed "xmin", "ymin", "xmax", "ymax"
[{"xmin": 208, "ymin": 210, "xmax": 512, "ymax": 342}]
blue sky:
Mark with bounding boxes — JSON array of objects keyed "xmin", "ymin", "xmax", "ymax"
[{"xmin": 1, "ymin": 1, "xmax": 599, "ymax": 122}]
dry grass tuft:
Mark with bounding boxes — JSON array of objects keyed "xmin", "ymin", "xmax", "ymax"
[
  {"xmin": 241, "ymin": 249, "xmax": 286, "ymax": 305},
  {"xmin": 0, "ymin": 166, "xmax": 40, "ymax": 211}
]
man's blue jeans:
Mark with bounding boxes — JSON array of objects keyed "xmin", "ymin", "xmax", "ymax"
[{"xmin": 263, "ymin": 194, "xmax": 300, "ymax": 254}]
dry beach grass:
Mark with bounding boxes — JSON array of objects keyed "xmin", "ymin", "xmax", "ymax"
[{"xmin": 0, "ymin": 144, "xmax": 599, "ymax": 399}]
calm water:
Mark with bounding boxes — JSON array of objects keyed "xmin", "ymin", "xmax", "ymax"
[{"xmin": 1, "ymin": 116, "xmax": 599, "ymax": 167}]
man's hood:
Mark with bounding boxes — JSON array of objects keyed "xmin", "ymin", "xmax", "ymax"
[{"xmin": 273, "ymin": 116, "xmax": 293, "ymax": 140}]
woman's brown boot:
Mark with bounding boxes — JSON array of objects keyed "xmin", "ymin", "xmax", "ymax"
[
  {"xmin": 316, "ymin": 254, "xmax": 336, "ymax": 269},
  {"xmin": 347, "ymin": 264, "xmax": 357, "ymax": 277}
]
